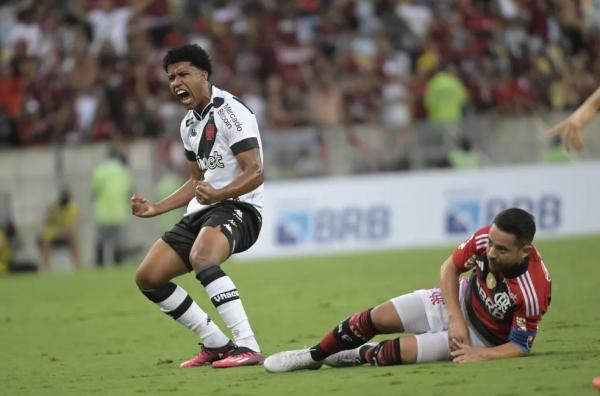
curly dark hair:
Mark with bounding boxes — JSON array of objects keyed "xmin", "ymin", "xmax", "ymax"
[{"xmin": 162, "ymin": 44, "xmax": 212, "ymax": 77}]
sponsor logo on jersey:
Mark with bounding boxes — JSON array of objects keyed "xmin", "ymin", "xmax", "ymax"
[
  {"xmin": 186, "ymin": 117, "xmax": 194, "ymax": 127},
  {"xmin": 217, "ymin": 103, "xmax": 243, "ymax": 132},
  {"xmin": 196, "ymin": 150, "xmax": 224, "ymax": 170},
  {"xmin": 475, "ymin": 280, "xmax": 512, "ymax": 320}
]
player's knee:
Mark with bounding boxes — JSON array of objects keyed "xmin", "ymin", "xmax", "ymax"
[
  {"xmin": 371, "ymin": 301, "xmax": 404, "ymax": 333},
  {"xmin": 135, "ymin": 266, "xmax": 164, "ymax": 290},
  {"xmin": 188, "ymin": 249, "xmax": 215, "ymax": 272}
]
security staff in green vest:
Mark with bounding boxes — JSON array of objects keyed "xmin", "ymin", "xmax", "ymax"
[{"xmin": 91, "ymin": 146, "xmax": 132, "ymax": 267}]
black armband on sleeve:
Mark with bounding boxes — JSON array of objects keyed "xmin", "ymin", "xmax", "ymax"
[
  {"xmin": 231, "ymin": 137, "xmax": 259, "ymax": 155},
  {"xmin": 185, "ymin": 149, "xmax": 196, "ymax": 161}
]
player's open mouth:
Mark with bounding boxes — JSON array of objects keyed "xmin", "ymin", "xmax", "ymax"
[{"xmin": 176, "ymin": 89, "xmax": 192, "ymax": 105}]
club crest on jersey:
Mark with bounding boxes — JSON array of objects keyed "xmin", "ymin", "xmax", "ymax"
[
  {"xmin": 204, "ymin": 119, "xmax": 216, "ymax": 141},
  {"xmin": 196, "ymin": 151, "xmax": 224, "ymax": 170},
  {"xmin": 190, "ymin": 128, "xmax": 197, "ymax": 137}
]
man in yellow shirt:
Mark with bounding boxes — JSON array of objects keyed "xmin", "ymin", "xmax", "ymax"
[{"xmin": 39, "ymin": 189, "xmax": 81, "ymax": 271}]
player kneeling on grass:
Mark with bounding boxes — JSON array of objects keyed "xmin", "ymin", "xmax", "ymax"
[{"xmin": 264, "ymin": 208, "xmax": 551, "ymax": 372}]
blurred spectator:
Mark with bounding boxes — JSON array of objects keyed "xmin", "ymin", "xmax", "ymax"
[
  {"xmin": 39, "ymin": 188, "xmax": 81, "ymax": 271},
  {"xmin": 0, "ymin": 220, "xmax": 37, "ymax": 274},
  {"xmin": 0, "ymin": 107, "xmax": 18, "ymax": 147},
  {"xmin": 87, "ymin": 0, "xmax": 133, "ymax": 56},
  {"xmin": 450, "ymin": 136, "xmax": 480, "ymax": 169},
  {"xmin": 424, "ymin": 63, "xmax": 468, "ymax": 124},
  {"xmin": 0, "ymin": 0, "xmax": 598, "ymax": 150},
  {"xmin": 307, "ymin": 63, "xmax": 344, "ymax": 126},
  {"xmin": 7, "ymin": 6, "xmax": 42, "ymax": 56},
  {"xmin": 91, "ymin": 146, "xmax": 132, "ymax": 267}
]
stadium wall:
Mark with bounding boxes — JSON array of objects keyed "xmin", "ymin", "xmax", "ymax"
[
  {"xmin": 0, "ymin": 139, "xmax": 599, "ymax": 266},
  {"xmin": 238, "ymin": 161, "xmax": 600, "ymax": 260}
]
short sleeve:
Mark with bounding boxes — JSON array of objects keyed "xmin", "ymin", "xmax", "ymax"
[
  {"xmin": 215, "ymin": 97, "xmax": 260, "ymax": 154},
  {"xmin": 179, "ymin": 113, "xmax": 195, "ymax": 158},
  {"xmin": 451, "ymin": 226, "xmax": 490, "ymax": 271}
]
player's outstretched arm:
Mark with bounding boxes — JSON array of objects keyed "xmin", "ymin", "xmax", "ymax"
[
  {"xmin": 440, "ymin": 255, "xmax": 470, "ymax": 349},
  {"xmin": 546, "ymin": 85, "xmax": 600, "ymax": 151},
  {"xmin": 450, "ymin": 340, "xmax": 527, "ymax": 363}
]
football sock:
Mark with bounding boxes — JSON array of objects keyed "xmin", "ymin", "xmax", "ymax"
[
  {"xmin": 362, "ymin": 338, "xmax": 402, "ymax": 366},
  {"xmin": 140, "ymin": 282, "xmax": 230, "ymax": 348},
  {"xmin": 310, "ymin": 309, "xmax": 379, "ymax": 361},
  {"xmin": 196, "ymin": 266, "xmax": 260, "ymax": 352}
]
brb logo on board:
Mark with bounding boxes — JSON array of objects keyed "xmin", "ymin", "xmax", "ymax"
[
  {"xmin": 445, "ymin": 194, "xmax": 562, "ymax": 235},
  {"xmin": 276, "ymin": 205, "xmax": 391, "ymax": 246}
]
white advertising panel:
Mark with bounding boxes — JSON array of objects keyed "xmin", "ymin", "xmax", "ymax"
[{"xmin": 238, "ymin": 162, "xmax": 600, "ymax": 259}]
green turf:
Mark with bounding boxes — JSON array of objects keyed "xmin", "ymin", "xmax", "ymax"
[{"xmin": 1, "ymin": 235, "xmax": 599, "ymax": 396}]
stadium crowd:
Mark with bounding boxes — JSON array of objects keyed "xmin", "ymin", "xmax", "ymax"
[{"xmin": 1, "ymin": 0, "xmax": 599, "ymax": 148}]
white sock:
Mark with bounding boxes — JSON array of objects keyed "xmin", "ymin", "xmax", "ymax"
[
  {"xmin": 205, "ymin": 276, "xmax": 260, "ymax": 352},
  {"xmin": 155, "ymin": 285, "xmax": 230, "ymax": 348}
]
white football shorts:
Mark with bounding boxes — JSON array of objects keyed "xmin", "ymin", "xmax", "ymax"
[{"xmin": 390, "ymin": 278, "xmax": 493, "ymax": 363}]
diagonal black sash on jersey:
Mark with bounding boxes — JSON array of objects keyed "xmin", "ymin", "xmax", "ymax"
[{"xmin": 197, "ymin": 113, "xmax": 218, "ymax": 162}]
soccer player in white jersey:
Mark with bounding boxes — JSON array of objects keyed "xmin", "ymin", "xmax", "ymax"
[
  {"xmin": 264, "ymin": 208, "xmax": 552, "ymax": 372},
  {"xmin": 131, "ymin": 44, "xmax": 265, "ymax": 368}
]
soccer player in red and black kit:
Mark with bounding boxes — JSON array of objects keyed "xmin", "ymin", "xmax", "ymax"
[{"xmin": 264, "ymin": 208, "xmax": 551, "ymax": 372}]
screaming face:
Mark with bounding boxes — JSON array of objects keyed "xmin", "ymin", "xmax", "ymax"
[{"xmin": 167, "ymin": 62, "xmax": 210, "ymax": 110}]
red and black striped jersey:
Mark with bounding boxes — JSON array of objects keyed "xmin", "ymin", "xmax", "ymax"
[{"xmin": 452, "ymin": 226, "xmax": 551, "ymax": 352}]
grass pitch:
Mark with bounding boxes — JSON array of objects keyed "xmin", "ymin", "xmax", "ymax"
[{"xmin": 1, "ymin": 235, "xmax": 599, "ymax": 396}]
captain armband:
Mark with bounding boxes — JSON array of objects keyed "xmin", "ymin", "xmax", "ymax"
[{"xmin": 509, "ymin": 327, "xmax": 536, "ymax": 353}]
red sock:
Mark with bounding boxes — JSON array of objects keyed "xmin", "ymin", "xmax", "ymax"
[
  {"xmin": 365, "ymin": 338, "xmax": 402, "ymax": 366},
  {"xmin": 310, "ymin": 310, "xmax": 378, "ymax": 361}
]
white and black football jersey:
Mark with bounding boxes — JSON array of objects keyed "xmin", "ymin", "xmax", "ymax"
[{"xmin": 180, "ymin": 85, "xmax": 264, "ymax": 215}]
